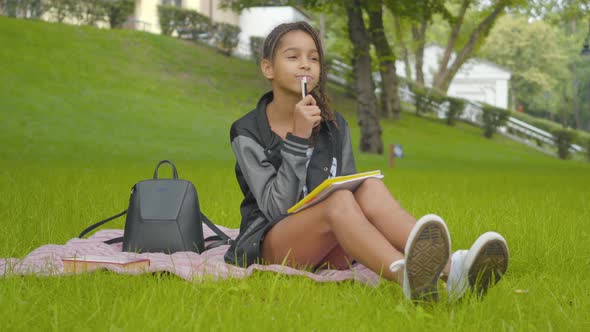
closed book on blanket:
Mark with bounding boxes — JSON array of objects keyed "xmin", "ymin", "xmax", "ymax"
[
  {"xmin": 287, "ymin": 170, "xmax": 384, "ymax": 214},
  {"xmin": 62, "ymin": 255, "xmax": 150, "ymax": 273}
]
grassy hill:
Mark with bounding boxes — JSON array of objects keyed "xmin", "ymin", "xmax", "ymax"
[{"xmin": 1, "ymin": 16, "xmax": 589, "ymax": 331}]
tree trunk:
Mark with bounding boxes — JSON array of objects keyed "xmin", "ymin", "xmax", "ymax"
[
  {"xmin": 366, "ymin": 2, "xmax": 401, "ymax": 120},
  {"xmin": 393, "ymin": 14, "xmax": 412, "ymax": 81},
  {"xmin": 561, "ymin": 85, "xmax": 569, "ymax": 128},
  {"xmin": 433, "ymin": 4, "xmax": 505, "ymax": 93},
  {"xmin": 412, "ymin": 21, "xmax": 428, "ymax": 86},
  {"xmin": 345, "ymin": 0, "xmax": 383, "ymax": 154},
  {"xmin": 571, "ymin": 20, "xmax": 581, "ymax": 129},
  {"xmin": 432, "ymin": 0, "xmax": 471, "ymax": 89},
  {"xmin": 573, "ymin": 65, "xmax": 580, "ymax": 129}
]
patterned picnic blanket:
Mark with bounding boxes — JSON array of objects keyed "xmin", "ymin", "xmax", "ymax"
[{"xmin": 0, "ymin": 225, "xmax": 379, "ymax": 286}]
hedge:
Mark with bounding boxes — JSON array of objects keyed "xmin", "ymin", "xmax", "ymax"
[
  {"xmin": 212, "ymin": 22, "xmax": 240, "ymax": 56},
  {"xmin": 552, "ymin": 129, "xmax": 577, "ymax": 160},
  {"xmin": 157, "ymin": 6, "xmax": 240, "ymax": 56},
  {"xmin": 1, "ymin": 0, "xmax": 43, "ymax": 18},
  {"xmin": 249, "ymin": 35, "xmax": 264, "ymax": 64},
  {"xmin": 2, "ymin": 0, "xmax": 133, "ymax": 27},
  {"xmin": 509, "ymin": 110, "xmax": 590, "ymax": 146},
  {"xmin": 443, "ymin": 96, "xmax": 466, "ymax": 126},
  {"xmin": 157, "ymin": 5, "xmax": 211, "ymax": 38},
  {"xmin": 481, "ymin": 104, "xmax": 509, "ymax": 138}
]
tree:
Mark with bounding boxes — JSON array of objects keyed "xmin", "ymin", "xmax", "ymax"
[
  {"xmin": 364, "ymin": 0, "xmax": 402, "ymax": 120},
  {"xmin": 480, "ymin": 15, "xmax": 572, "ymax": 123},
  {"xmin": 345, "ymin": 0, "xmax": 383, "ymax": 153},
  {"xmin": 388, "ymin": 0, "xmax": 521, "ymax": 93},
  {"xmin": 385, "ymin": 0, "xmax": 449, "ymax": 86},
  {"xmin": 431, "ymin": 0, "xmax": 516, "ymax": 92},
  {"xmin": 525, "ymin": 0, "xmax": 590, "ymax": 130}
]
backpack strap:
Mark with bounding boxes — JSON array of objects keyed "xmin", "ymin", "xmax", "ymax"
[
  {"xmin": 201, "ymin": 212, "xmax": 234, "ymax": 250},
  {"xmin": 104, "ymin": 236, "xmax": 124, "ymax": 244},
  {"xmin": 78, "ymin": 210, "xmax": 233, "ymax": 250},
  {"xmin": 78, "ymin": 210, "xmax": 128, "ymax": 239}
]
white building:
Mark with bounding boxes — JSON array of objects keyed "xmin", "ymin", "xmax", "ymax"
[
  {"xmin": 234, "ymin": 6, "xmax": 310, "ymax": 57},
  {"xmin": 22, "ymin": 1, "xmax": 310, "ymax": 59},
  {"xmin": 124, "ymin": 2, "xmax": 310, "ymax": 56},
  {"xmin": 396, "ymin": 44, "xmax": 512, "ymax": 109},
  {"xmin": 126, "ymin": 0, "xmax": 239, "ymax": 34}
]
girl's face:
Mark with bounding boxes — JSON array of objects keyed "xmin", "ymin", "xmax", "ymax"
[{"xmin": 262, "ymin": 30, "xmax": 321, "ymax": 97}]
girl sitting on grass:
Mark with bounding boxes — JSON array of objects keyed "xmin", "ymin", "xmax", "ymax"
[{"xmin": 224, "ymin": 21, "xmax": 509, "ymax": 302}]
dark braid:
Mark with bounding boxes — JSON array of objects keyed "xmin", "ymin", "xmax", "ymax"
[{"xmin": 262, "ymin": 21, "xmax": 337, "ymax": 139}]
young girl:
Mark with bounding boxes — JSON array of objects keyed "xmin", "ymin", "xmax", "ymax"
[{"xmin": 224, "ymin": 21, "xmax": 509, "ymax": 301}]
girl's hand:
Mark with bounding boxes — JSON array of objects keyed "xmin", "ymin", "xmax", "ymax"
[{"xmin": 293, "ymin": 95, "xmax": 321, "ymax": 139}]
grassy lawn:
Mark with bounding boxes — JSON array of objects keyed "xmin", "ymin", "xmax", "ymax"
[{"xmin": 1, "ymin": 17, "xmax": 589, "ymax": 331}]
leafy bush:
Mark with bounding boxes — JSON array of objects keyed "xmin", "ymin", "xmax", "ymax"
[
  {"xmin": 101, "ymin": 0, "xmax": 134, "ymax": 28},
  {"xmin": 410, "ymin": 84, "xmax": 444, "ymax": 116},
  {"xmin": 587, "ymin": 138, "xmax": 590, "ymax": 161},
  {"xmin": 181, "ymin": 10, "xmax": 211, "ymax": 39},
  {"xmin": 157, "ymin": 5, "xmax": 211, "ymax": 38},
  {"xmin": 157, "ymin": 5, "xmax": 175, "ymax": 36},
  {"xmin": 2, "ymin": 0, "xmax": 44, "ymax": 18},
  {"xmin": 552, "ymin": 129, "xmax": 577, "ymax": 160},
  {"xmin": 443, "ymin": 96, "xmax": 465, "ymax": 126},
  {"xmin": 481, "ymin": 104, "xmax": 509, "ymax": 138},
  {"xmin": 77, "ymin": 0, "xmax": 104, "ymax": 25},
  {"xmin": 212, "ymin": 22, "xmax": 240, "ymax": 56},
  {"xmin": 250, "ymin": 36, "xmax": 263, "ymax": 64},
  {"xmin": 510, "ymin": 110, "xmax": 590, "ymax": 146},
  {"xmin": 42, "ymin": 0, "xmax": 80, "ymax": 23}
]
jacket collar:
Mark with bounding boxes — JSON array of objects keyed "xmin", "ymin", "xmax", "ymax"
[{"xmin": 255, "ymin": 91, "xmax": 276, "ymax": 149}]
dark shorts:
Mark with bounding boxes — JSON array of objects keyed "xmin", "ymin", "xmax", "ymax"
[{"xmin": 224, "ymin": 213, "xmax": 289, "ymax": 267}]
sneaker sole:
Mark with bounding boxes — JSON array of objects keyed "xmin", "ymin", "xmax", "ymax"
[
  {"xmin": 468, "ymin": 238, "xmax": 509, "ymax": 297},
  {"xmin": 405, "ymin": 218, "xmax": 450, "ymax": 301}
]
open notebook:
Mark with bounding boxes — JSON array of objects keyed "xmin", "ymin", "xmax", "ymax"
[{"xmin": 287, "ymin": 170, "xmax": 384, "ymax": 214}]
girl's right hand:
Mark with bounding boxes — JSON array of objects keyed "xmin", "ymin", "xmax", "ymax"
[{"xmin": 293, "ymin": 95, "xmax": 321, "ymax": 139}]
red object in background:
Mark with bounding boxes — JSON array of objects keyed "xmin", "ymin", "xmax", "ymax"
[
  {"xmin": 389, "ymin": 144, "xmax": 395, "ymax": 168},
  {"xmin": 518, "ymin": 104, "xmax": 524, "ymax": 113}
]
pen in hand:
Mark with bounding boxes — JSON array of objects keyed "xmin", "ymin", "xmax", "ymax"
[{"xmin": 301, "ymin": 77, "xmax": 307, "ymax": 99}]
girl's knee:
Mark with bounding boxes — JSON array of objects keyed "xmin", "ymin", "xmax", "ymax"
[
  {"xmin": 323, "ymin": 190, "xmax": 360, "ymax": 222},
  {"xmin": 357, "ymin": 177, "xmax": 386, "ymax": 197}
]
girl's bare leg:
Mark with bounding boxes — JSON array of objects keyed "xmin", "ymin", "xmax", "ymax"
[
  {"xmin": 353, "ymin": 178, "xmax": 452, "ymax": 276},
  {"xmin": 262, "ymin": 190, "xmax": 406, "ymax": 282}
]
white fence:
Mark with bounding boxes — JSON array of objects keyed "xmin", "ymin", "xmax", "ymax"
[{"xmin": 328, "ymin": 58, "xmax": 585, "ymax": 155}]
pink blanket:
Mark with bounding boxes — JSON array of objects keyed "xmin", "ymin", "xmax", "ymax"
[{"xmin": 0, "ymin": 225, "xmax": 379, "ymax": 285}]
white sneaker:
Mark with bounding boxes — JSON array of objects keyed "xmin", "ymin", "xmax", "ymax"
[
  {"xmin": 399, "ymin": 214, "xmax": 451, "ymax": 302},
  {"xmin": 447, "ymin": 232, "xmax": 509, "ymax": 300}
]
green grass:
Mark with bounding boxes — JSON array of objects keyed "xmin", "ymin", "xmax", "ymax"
[{"xmin": 1, "ymin": 16, "xmax": 589, "ymax": 331}]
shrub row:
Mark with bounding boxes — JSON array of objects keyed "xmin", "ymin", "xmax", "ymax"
[
  {"xmin": 1, "ymin": 0, "xmax": 134, "ymax": 28},
  {"xmin": 407, "ymin": 80, "xmax": 590, "ymax": 150},
  {"xmin": 1, "ymin": 0, "xmax": 42, "ymax": 18},
  {"xmin": 157, "ymin": 5, "xmax": 240, "ymax": 56},
  {"xmin": 481, "ymin": 104, "xmax": 509, "ymax": 138},
  {"xmin": 509, "ymin": 110, "xmax": 590, "ymax": 146},
  {"xmin": 407, "ymin": 82, "xmax": 466, "ymax": 127},
  {"xmin": 552, "ymin": 129, "xmax": 578, "ymax": 160}
]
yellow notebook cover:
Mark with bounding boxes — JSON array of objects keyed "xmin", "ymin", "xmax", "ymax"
[{"xmin": 287, "ymin": 170, "xmax": 384, "ymax": 214}]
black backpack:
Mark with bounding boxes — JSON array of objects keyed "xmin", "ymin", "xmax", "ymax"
[{"xmin": 78, "ymin": 160, "xmax": 232, "ymax": 253}]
